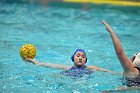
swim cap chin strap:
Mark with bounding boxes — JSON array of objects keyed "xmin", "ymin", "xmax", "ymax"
[
  {"xmin": 132, "ymin": 53, "xmax": 140, "ymax": 68},
  {"xmin": 71, "ymin": 49, "xmax": 87, "ymax": 63}
]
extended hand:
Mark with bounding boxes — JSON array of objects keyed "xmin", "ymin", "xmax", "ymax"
[
  {"xmin": 102, "ymin": 20, "xmax": 113, "ymax": 32},
  {"xmin": 25, "ymin": 58, "xmax": 33, "ymax": 62},
  {"xmin": 25, "ymin": 58, "xmax": 39, "ymax": 64}
]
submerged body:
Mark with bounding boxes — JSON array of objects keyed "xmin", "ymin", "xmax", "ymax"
[
  {"xmin": 122, "ymin": 67, "xmax": 140, "ymax": 87},
  {"xmin": 61, "ymin": 66, "xmax": 94, "ymax": 78},
  {"xmin": 123, "ymin": 76, "xmax": 140, "ymax": 87}
]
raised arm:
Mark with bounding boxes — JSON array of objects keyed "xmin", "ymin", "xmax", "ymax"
[
  {"xmin": 102, "ymin": 20, "xmax": 137, "ymax": 74},
  {"xmin": 26, "ymin": 58, "xmax": 70, "ymax": 70}
]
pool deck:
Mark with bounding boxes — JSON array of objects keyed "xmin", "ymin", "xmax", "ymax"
[{"xmin": 63, "ymin": 0, "xmax": 140, "ymax": 7}]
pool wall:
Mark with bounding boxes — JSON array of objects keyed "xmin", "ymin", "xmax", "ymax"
[{"xmin": 1, "ymin": 0, "xmax": 140, "ymax": 7}]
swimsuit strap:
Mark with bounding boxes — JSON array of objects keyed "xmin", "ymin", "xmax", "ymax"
[{"xmin": 72, "ymin": 65, "xmax": 87, "ymax": 68}]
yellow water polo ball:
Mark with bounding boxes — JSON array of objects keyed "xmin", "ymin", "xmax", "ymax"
[{"xmin": 20, "ymin": 44, "xmax": 36, "ymax": 60}]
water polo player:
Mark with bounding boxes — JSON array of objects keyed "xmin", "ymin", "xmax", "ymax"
[
  {"xmin": 25, "ymin": 49, "xmax": 112, "ymax": 78},
  {"xmin": 103, "ymin": 20, "xmax": 140, "ymax": 87}
]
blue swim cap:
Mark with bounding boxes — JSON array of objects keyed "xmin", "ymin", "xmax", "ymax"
[{"xmin": 71, "ymin": 49, "xmax": 87, "ymax": 63}]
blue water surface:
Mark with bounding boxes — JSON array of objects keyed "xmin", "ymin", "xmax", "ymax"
[{"xmin": 0, "ymin": 2, "xmax": 140, "ymax": 93}]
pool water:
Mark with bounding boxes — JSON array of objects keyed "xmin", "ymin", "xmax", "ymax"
[{"xmin": 0, "ymin": 2, "xmax": 140, "ymax": 93}]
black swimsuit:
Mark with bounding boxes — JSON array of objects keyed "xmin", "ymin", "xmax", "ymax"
[
  {"xmin": 60, "ymin": 66, "xmax": 94, "ymax": 79},
  {"xmin": 122, "ymin": 67, "xmax": 140, "ymax": 87}
]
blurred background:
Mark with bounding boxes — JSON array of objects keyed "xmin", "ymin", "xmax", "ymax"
[{"xmin": 0, "ymin": 0, "xmax": 140, "ymax": 6}]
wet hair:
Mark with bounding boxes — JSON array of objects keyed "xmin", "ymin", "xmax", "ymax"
[
  {"xmin": 130, "ymin": 53, "xmax": 139, "ymax": 62},
  {"xmin": 131, "ymin": 53, "xmax": 140, "ymax": 68},
  {"xmin": 71, "ymin": 49, "xmax": 87, "ymax": 63}
]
